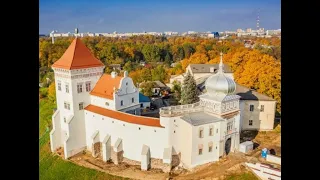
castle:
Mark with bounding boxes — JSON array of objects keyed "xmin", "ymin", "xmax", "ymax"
[{"xmin": 50, "ymin": 38, "xmax": 274, "ymax": 171}]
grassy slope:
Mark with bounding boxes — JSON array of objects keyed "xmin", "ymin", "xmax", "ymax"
[
  {"xmin": 224, "ymin": 172, "xmax": 258, "ymax": 180},
  {"xmin": 39, "ymin": 97, "xmax": 128, "ymax": 180}
]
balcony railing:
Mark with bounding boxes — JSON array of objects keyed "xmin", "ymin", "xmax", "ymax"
[{"xmin": 159, "ymin": 102, "xmax": 202, "ymax": 117}]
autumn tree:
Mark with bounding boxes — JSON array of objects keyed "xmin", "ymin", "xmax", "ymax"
[
  {"xmin": 48, "ymin": 82, "xmax": 56, "ymax": 103},
  {"xmin": 140, "ymin": 81, "xmax": 155, "ymax": 97},
  {"xmin": 151, "ymin": 65, "xmax": 167, "ymax": 82},
  {"xmin": 181, "ymin": 72, "xmax": 199, "ymax": 104}
]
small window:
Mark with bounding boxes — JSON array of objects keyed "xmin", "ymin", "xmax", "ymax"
[
  {"xmin": 249, "ymin": 120, "xmax": 253, "ymax": 126},
  {"xmin": 112, "ymin": 121, "xmax": 114, "ymax": 123},
  {"xmin": 216, "ymin": 129, "xmax": 218, "ymax": 133},
  {"xmin": 174, "ymin": 120, "xmax": 176, "ymax": 122},
  {"xmin": 105, "ymin": 102, "xmax": 109, "ymax": 106},
  {"xmin": 102, "ymin": 118, "xmax": 104, "ymax": 120},
  {"xmin": 126, "ymin": 82, "xmax": 128, "ymax": 85},
  {"xmin": 174, "ymin": 130, "xmax": 176, "ymax": 133},
  {"xmin": 64, "ymin": 117, "xmax": 66, "ymax": 123},
  {"xmin": 123, "ymin": 124, "xmax": 125, "ymax": 126},
  {"xmin": 260, "ymin": 105, "xmax": 264, "ymax": 112},
  {"xmin": 77, "ymin": 83, "xmax": 83, "ymax": 93},
  {"xmin": 64, "ymin": 102, "xmax": 70, "ymax": 110},
  {"xmin": 250, "ymin": 105, "xmax": 254, "ymax": 111},
  {"xmin": 132, "ymin": 98, "xmax": 134, "ymax": 103},
  {"xmin": 57, "ymin": 81, "xmax": 61, "ymax": 91},
  {"xmin": 154, "ymin": 130, "xmax": 156, "ymax": 132},
  {"xmin": 199, "ymin": 129, "xmax": 203, "ymax": 138},
  {"xmin": 199, "ymin": 148, "xmax": 203, "ymax": 155},
  {"xmin": 121, "ymin": 100, "xmax": 123, "ymax": 106},
  {"xmin": 85, "ymin": 82, "xmax": 91, "ymax": 92},
  {"xmin": 140, "ymin": 104, "xmax": 143, "ymax": 108},
  {"xmin": 79, "ymin": 102, "xmax": 84, "ymax": 110},
  {"xmin": 209, "ymin": 146, "xmax": 212, "ymax": 152},
  {"xmin": 65, "ymin": 84, "xmax": 69, "ymax": 93},
  {"xmin": 139, "ymin": 127, "xmax": 141, "ymax": 130},
  {"xmin": 209, "ymin": 128, "xmax": 213, "ymax": 136}
]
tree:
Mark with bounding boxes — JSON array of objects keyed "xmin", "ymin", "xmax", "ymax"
[
  {"xmin": 180, "ymin": 72, "xmax": 199, "ymax": 104},
  {"xmin": 171, "ymin": 80, "xmax": 182, "ymax": 104},
  {"xmin": 151, "ymin": 65, "xmax": 166, "ymax": 82},
  {"xmin": 164, "ymin": 52, "xmax": 171, "ymax": 66},
  {"xmin": 140, "ymin": 81, "xmax": 155, "ymax": 97},
  {"xmin": 48, "ymin": 82, "xmax": 56, "ymax": 103}
]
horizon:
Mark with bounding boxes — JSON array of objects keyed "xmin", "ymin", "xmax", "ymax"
[{"xmin": 39, "ymin": 0, "xmax": 281, "ymax": 34}]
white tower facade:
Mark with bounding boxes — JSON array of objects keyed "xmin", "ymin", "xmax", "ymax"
[{"xmin": 50, "ymin": 38, "xmax": 105, "ymax": 158}]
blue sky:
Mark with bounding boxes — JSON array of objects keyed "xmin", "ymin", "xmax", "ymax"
[{"xmin": 39, "ymin": 0, "xmax": 280, "ymax": 34}]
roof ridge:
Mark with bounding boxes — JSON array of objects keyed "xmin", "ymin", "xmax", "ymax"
[{"xmin": 69, "ymin": 38, "xmax": 78, "ymax": 70}]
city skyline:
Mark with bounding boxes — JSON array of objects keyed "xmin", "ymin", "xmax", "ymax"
[{"xmin": 40, "ymin": 0, "xmax": 281, "ymax": 34}]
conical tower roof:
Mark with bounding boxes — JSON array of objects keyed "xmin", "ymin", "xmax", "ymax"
[{"xmin": 52, "ymin": 38, "xmax": 104, "ymax": 70}]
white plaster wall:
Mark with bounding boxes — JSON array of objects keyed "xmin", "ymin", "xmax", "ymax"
[
  {"xmin": 52, "ymin": 67, "xmax": 104, "ymax": 157},
  {"xmin": 115, "ymin": 77, "xmax": 139, "ymax": 111},
  {"xmin": 240, "ymin": 100, "xmax": 276, "ymax": 131},
  {"xmin": 177, "ymin": 119, "xmax": 193, "ymax": 167},
  {"xmin": 190, "ymin": 122, "xmax": 221, "ymax": 168},
  {"xmin": 169, "ymin": 74, "xmax": 184, "ymax": 84},
  {"xmin": 50, "ymin": 110, "xmax": 62, "ymax": 152},
  {"xmin": 84, "ymin": 111, "xmax": 167, "ymax": 161},
  {"xmin": 91, "ymin": 95, "xmax": 115, "ymax": 110}
]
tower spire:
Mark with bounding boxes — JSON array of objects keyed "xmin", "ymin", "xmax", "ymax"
[{"xmin": 219, "ymin": 52, "xmax": 224, "ymax": 73}]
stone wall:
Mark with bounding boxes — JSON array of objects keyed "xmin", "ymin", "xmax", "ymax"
[
  {"xmin": 93, "ymin": 142, "xmax": 101, "ymax": 158},
  {"xmin": 111, "ymin": 149, "xmax": 124, "ymax": 165}
]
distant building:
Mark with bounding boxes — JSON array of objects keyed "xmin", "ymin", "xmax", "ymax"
[
  {"xmin": 169, "ymin": 63, "xmax": 233, "ymax": 85},
  {"xmin": 139, "ymin": 81, "xmax": 169, "ymax": 96}
]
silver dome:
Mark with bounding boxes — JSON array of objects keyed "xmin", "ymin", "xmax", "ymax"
[{"xmin": 205, "ymin": 53, "xmax": 236, "ymax": 97}]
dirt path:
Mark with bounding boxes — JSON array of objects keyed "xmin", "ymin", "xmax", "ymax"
[
  {"xmin": 70, "ymin": 153, "xmax": 169, "ymax": 180},
  {"xmin": 173, "ymin": 152, "xmax": 247, "ymax": 180}
]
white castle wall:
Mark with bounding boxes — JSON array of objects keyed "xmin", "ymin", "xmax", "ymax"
[{"xmin": 84, "ymin": 111, "xmax": 167, "ymax": 162}]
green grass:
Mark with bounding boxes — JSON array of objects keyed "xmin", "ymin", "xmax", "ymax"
[
  {"xmin": 224, "ymin": 172, "xmax": 258, "ymax": 180},
  {"xmin": 40, "ymin": 98, "xmax": 129, "ymax": 180}
]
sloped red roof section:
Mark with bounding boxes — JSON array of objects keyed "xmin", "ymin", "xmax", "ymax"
[
  {"xmin": 84, "ymin": 104, "xmax": 164, "ymax": 128},
  {"xmin": 52, "ymin": 38, "xmax": 104, "ymax": 70}
]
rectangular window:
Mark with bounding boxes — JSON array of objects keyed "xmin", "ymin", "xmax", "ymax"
[
  {"xmin": 227, "ymin": 122, "xmax": 233, "ymax": 131},
  {"xmin": 121, "ymin": 100, "xmax": 123, "ymax": 106},
  {"xmin": 79, "ymin": 102, "xmax": 84, "ymax": 110},
  {"xmin": 216, "ymin": 129, "xmax": 218, "ymax": 133},
  {"xmin": 77, "ymin": 83, "xmax": 83, "ymax": 93},
  {"xmin": 65, "ymin": 84, "xmax": 69, "ymax": 93},
  {"xmin": 86, "ymin": 82, "xmax": 91, "ymax": 92},
  {"xmin": 64, "ymin": 102, "xmax": 70, "ymax": 110},
  {"xmin": 209, "ymin": 146, "xmax": 212, "ymax": 152},
  {"xmin": 250, "ymin": 105, "xmax": 254, "ymax": 111},
  {"xmin": 249, "ymin": 120, "xmax": 253, "ymax": 126},
  {"xmin": 199, "ymin": 148, "xmax": 203, "ymax": 155},
  {"xmin": 132, "ymin": 98, "xmax": 134, "ymax": 103},
  {"xmin": 199, "ymin": 130, "xmax": 203, "ymax": 138},
  {"xmin": 209, "ymin": 128, "xmax": 213, "ymax": 136},
  {"xmin": 260, "ymin": 105, "xmax": 264, "ymax": 112},
  {"xmin": 57, "ymin": 81, "xmax": 61, "ymax": 91},
  {"xmin": 140, "ymin": 103, "xmax": 143, "ymax": 108}
]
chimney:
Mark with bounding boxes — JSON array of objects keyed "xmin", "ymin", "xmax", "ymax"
[{"xmin": 111, "ymin": 71, "xmax": 118, "ymax": 78}]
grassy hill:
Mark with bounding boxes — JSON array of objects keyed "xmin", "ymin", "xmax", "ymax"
[{"xmin": 39, "ymin": 97, "xmax": 128, "ymax": 180}]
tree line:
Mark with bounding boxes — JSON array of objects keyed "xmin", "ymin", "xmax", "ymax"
[{"xmin": 39, "ymin": 35, "xmax": 281, "ymax": 113}]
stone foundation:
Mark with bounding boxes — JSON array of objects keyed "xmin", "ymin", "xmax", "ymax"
[
  {"xmin": 111, "ymin": 149, "xmax": 123, "ymax": 165},
  {"xmin": 92, "ymin": 142, "xmax": 101, "ymax": 158},
  {"xmin": 172, "ymin": 154, "xmax": 180, "ymax": 168}
]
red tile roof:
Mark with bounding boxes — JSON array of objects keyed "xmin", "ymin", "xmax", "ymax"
[
  {"xmin": 84, "ymin": 105, "xmax": 163, "ymax": 128},
  {"xmin": 90, "ymin": 74, "xmax": 123, "ymax": 100},
  {"xmin": 52, "ymin": 38, "xmax": 104, "ymax": 70}
]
